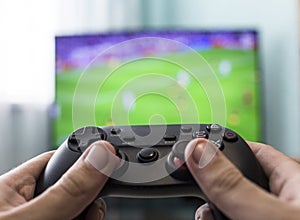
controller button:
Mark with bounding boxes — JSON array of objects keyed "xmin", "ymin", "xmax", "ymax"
[
  {"xmin": 111, "ymin": 127, "xmax": 121, "ymax": 135},
  {"xmin": 192, "ymin": 130, "xmax": 208, "ymax": 139},
  {"xmin": 163, "ymin": 135, "xmax": 177, "ymax": 142},
  {"xmin": 210, "ymin": 139, "xmax": 224, "ymax": 151},
  {"xmin": 224, "ymin": 130, "xmax": 238, "ymax": 142},
  {"xmin": 207, "ymin": 124, "xmax": 223, "ymax": 133},
  {"xmin": 69, "ymin": 136, "xmax": 78, "ymax": 145},
  {"xmin": 181, "ymin": 126, "xmax": 192, "ymax": 133},
  {"xmin": 172, "ymin": 140, "xmax": 189, "ymax": 160},
  {"xmin": 123, "ymin": 136, "xmax": 135, "ymax": 142},
  {"xmin": 137, "ymin": 148, "xmax": 159, "ymax": 163}
]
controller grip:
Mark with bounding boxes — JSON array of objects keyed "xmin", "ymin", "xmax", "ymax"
[{"xmin": 35, "ymin": 141, "xmax": 81, "ymax": 196}]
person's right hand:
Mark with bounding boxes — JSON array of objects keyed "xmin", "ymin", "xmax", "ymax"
[
  {"xmin": 185, "ymin": 139, "xmax": 300, "ymax": 220},
  {"xmin": 0, "ymin": 141, "xmax": 119, "ymax": 220}
]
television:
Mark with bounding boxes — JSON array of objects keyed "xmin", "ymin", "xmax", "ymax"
[{"xmin": 53, "ymin": 30, "xmax": 262, "ymax": 147}]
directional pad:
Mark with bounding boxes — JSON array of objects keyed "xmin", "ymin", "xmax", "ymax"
[{"xmin": 68, "ymin": 126, "xmax": 107, "ymax": 152}]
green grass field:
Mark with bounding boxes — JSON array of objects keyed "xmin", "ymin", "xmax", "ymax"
[{"xmin": 54, "ymin": 49, "xmax": 261, "ymax": 146}]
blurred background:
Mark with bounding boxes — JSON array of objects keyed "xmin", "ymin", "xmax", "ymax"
[{"xmin": 0, "ymin": 0, "xmax": 300, "ymax": 219}]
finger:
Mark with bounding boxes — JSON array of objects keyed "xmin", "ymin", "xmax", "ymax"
[
  {"xmin": 247, "ymin": 141, "xmax": 300, "ymax": 197},
  {"xmin": 247, "ymin": 141, "xmax": 300, "ymax": 177},
  {"xmin": 1, "ymin": 151, "xmax": 55, "ymax": 181},
  {"xmin": 185, "ymin": 138, "xmax": 294, "ymax": 220},
  {"xmin": 7, "ymin": 141, "xmax": 119, "ymax": 220},
  {"xmin": 195, "ymin": 203, "xmax": 214, "ymax": 220},
  {"xmin": 83, "ymin": 199, "xmax": 106, "ymax": 220},
  {"xmin": 0, "ymin": 151, "xmax": 55, "ymax": 200}
]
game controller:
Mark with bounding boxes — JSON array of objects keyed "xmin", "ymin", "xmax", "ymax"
[{"xmin": 35, "ymin": 124, "xmax": 269, "ymax": 220}]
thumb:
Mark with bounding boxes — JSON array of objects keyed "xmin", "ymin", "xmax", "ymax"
[
  {"xmin": 195, "ymin": 203, "xmax": 214, "ymax": 220},
  {"xmin": 12, "ymin": 141, "xmax": 119, "ymax": 220},
  {"xmin": 185, "ymin": 138, "xmax": 288, "ymax": 220}
]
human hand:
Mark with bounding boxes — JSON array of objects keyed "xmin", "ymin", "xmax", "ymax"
[
  {"xmin": 185, "ymin": 139, "xmax": 300, "ymax": 220},
  {"xmin": 0, "ymin": 141, "xmax": 119, "ymax": 220}
]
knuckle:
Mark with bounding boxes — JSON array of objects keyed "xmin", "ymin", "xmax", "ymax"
[
  {"xmin": 56, "ymin": 171, "xmax": 88, "ymax": 198},
  {"xmin": 211, "ymin": 166, "xmax": 244, "ymax": 195}
]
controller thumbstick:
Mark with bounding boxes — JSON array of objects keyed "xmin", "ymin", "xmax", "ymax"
[
  {"xmin": 172, "ymin": 140, "xmax": 189, "ymax": 160},
  {"xmin": 166, "ymin": 140, "xmax": 193, "ymax": 181}
]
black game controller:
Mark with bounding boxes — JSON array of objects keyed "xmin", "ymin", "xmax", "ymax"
[{"xmin": 35, "ymin": 124, "xmax": 269, "ymax": 220}]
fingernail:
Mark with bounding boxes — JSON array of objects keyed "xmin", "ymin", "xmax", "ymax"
[
  {"xmin": 195, "ymin": 204, "xmax": 214, "ymax": 220},
  {"xmin": 193, "ymin": 140, "xmax": 217, "ymax": 169},
  {"xmin": 85, "ymin": 142, "xmax": 109, "ymax": 172},
  {"xmin": 95, "ymin": 198, "xmax": 106, "ymax": 220},
  {"xmin": 99, "ymin": 209, "xmax": 105, "ymax": 220},
  {"xmin": 192, "ymin": 141, "xmax": 205, "ymax": 162},
  {"xmin": 195, "ymin": 205, "xmax": 203, "ymax": 220}
]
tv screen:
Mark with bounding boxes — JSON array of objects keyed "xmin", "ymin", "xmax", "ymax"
[{"xmin": 53, "ymin": 30, "xmax": 262, "ymax": 146}]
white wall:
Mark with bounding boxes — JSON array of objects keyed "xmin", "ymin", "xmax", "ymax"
[
  {"xmin": 55, "ymin": 0, "xmax": 141, "ymax": 34},
  {"xmin": 0, "ymin": 0, "xmax": 56, "ymax": 104},
  {"xmin": 0, "ymin": 0, "xmax": 141, "ymax": 174},
  {"xmin": 195, "ymin": 0, "xmax": 300, "ymax": 156},
  {"xmin": 0, "ymin": 104, "xmax": 50, "ymax": 173},
  {"xmin": 0, "ymin": 0, "xmax": 57, "ymax": 173},
  {"xmin": 142, "ymin": 0, "xmax": 300, "ymax": 155}
]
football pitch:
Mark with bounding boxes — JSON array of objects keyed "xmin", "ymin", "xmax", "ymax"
[{"xmin": 54, "ymin": 49, "xmax": 261, "ymax": 146}]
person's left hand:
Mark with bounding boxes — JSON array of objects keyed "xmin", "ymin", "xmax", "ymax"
[{"xmin": 0, "ymin": 141, "xmax": 119, "ymax": 220}]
